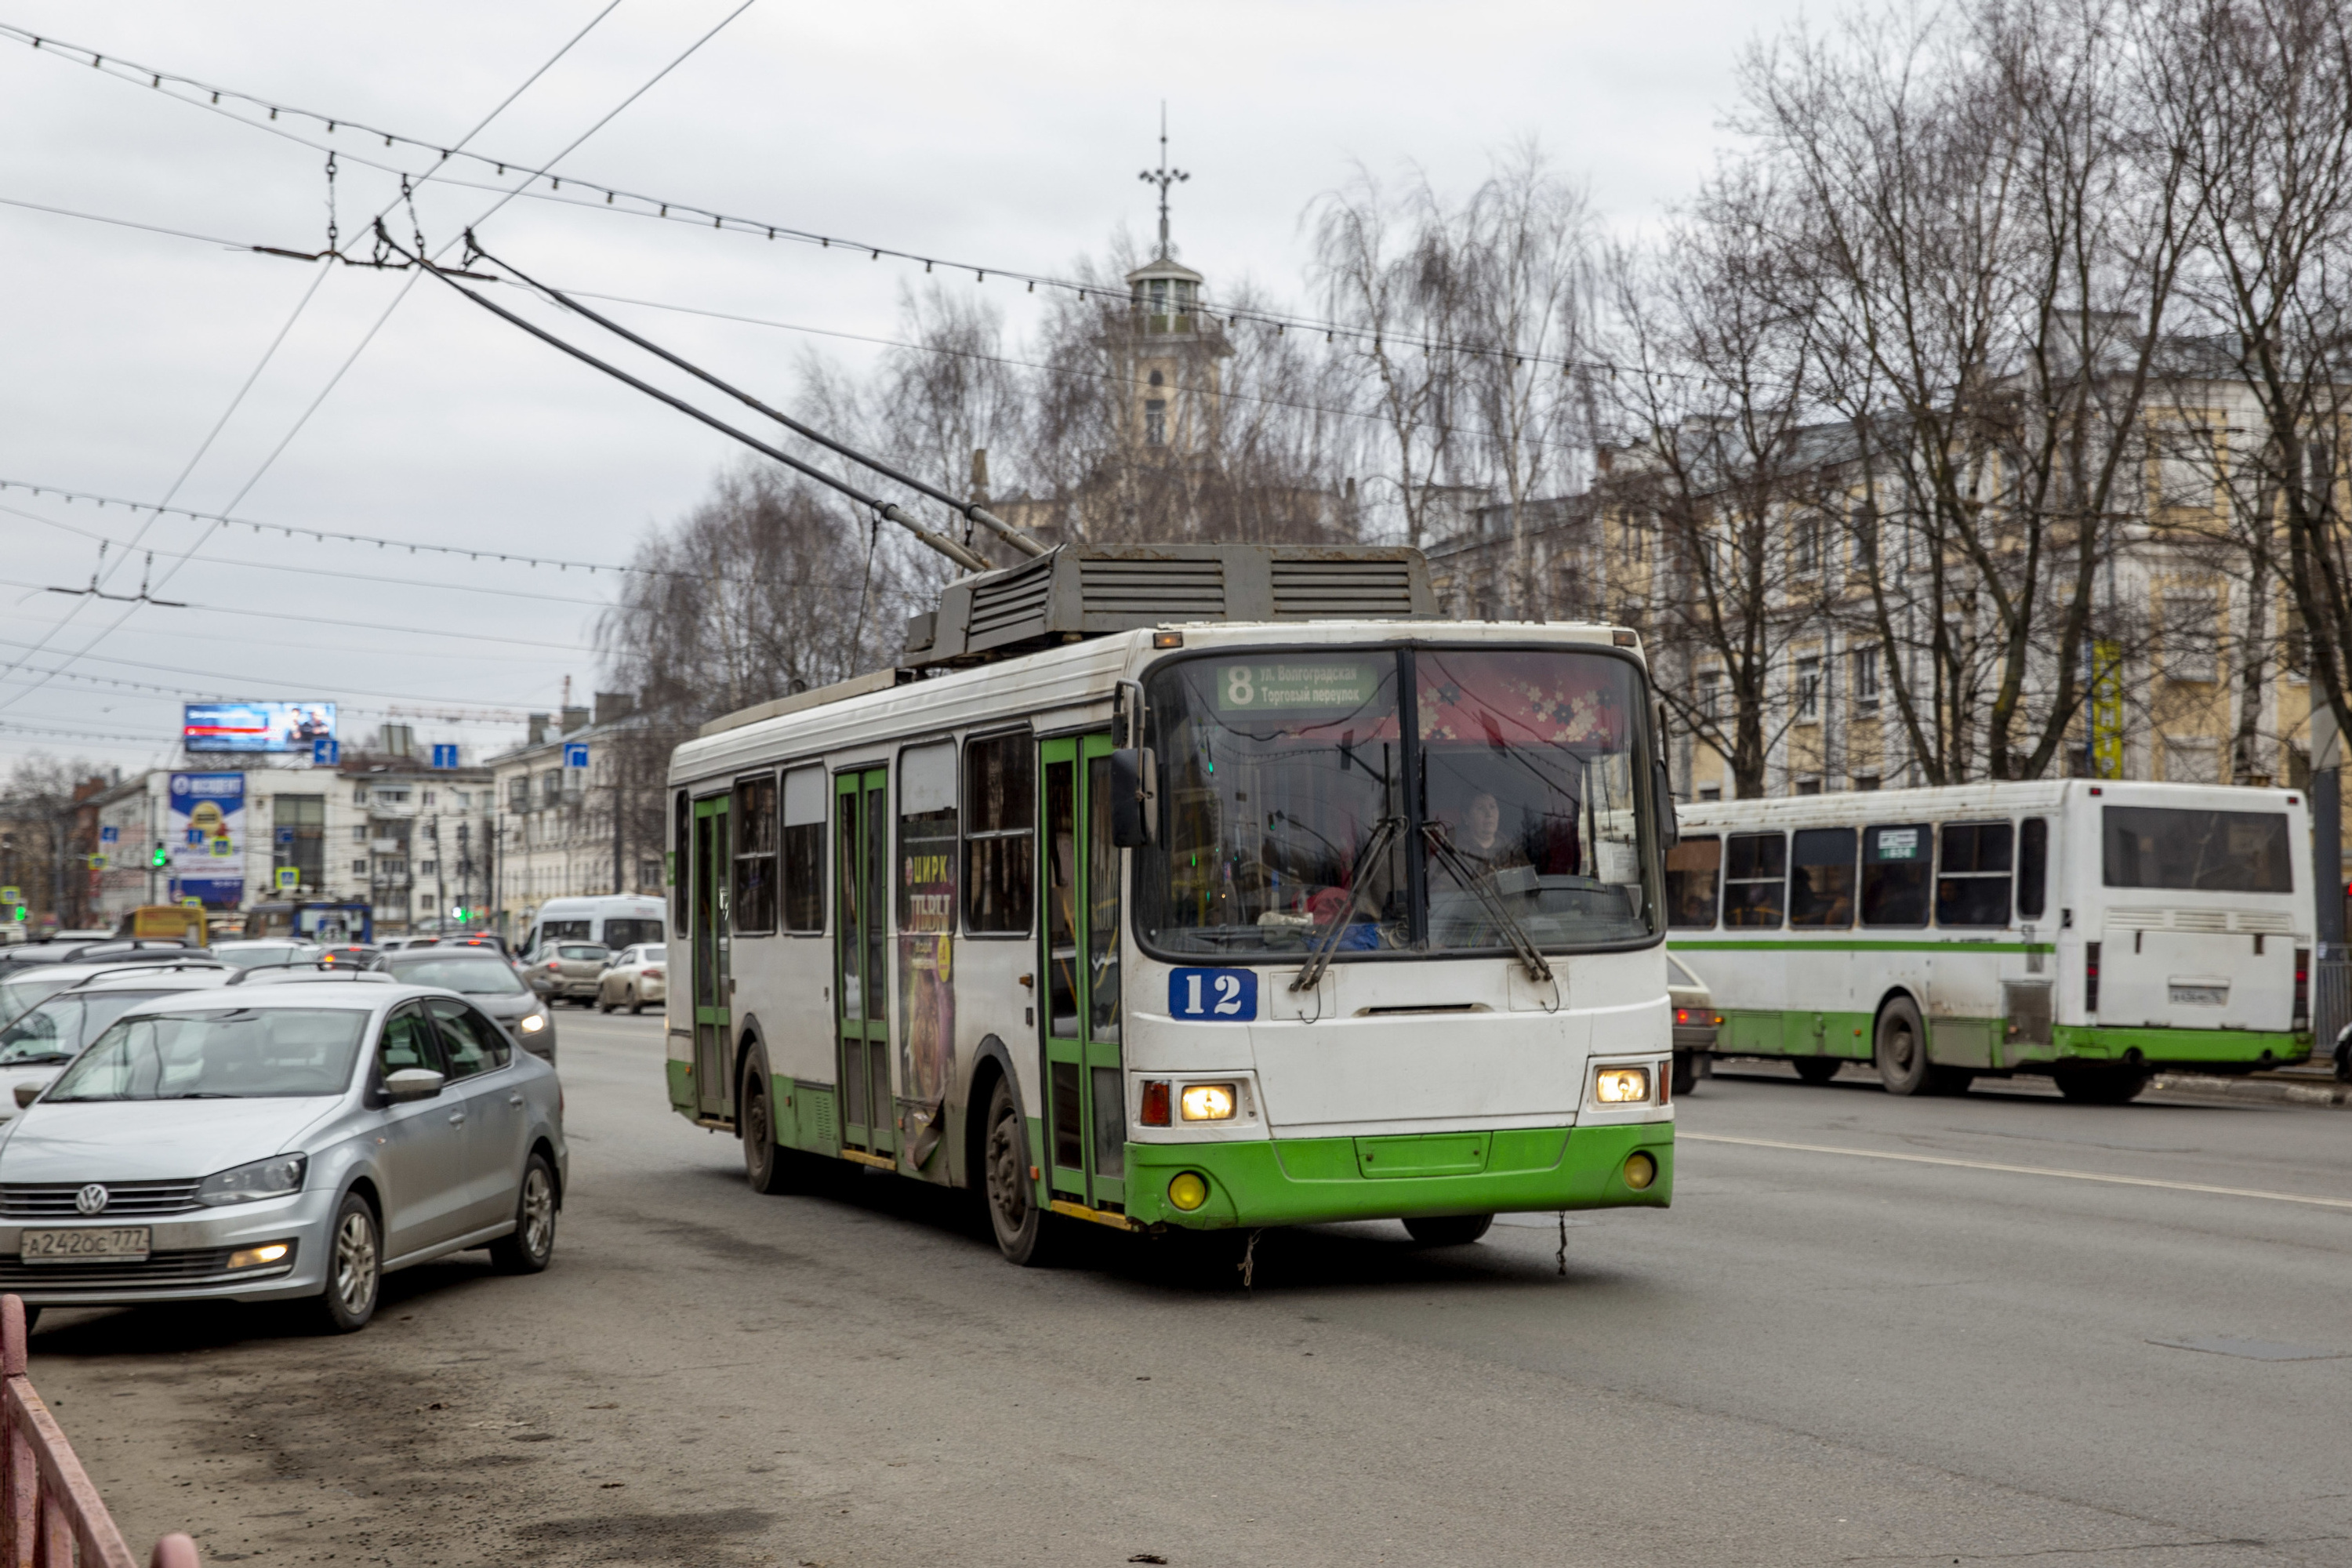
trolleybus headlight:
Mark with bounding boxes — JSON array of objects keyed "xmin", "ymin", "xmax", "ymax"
[
  {"xmin": 1622, "ymin": 1152, "xmax": 1658, "ymax": 1191},
  {"xmin": 1179, "ymin": 1083, "xmax": 1236, "ymax": 1121},
  {"xmin": 1167, "ymin": 1172, "xmax": 1209, "ymax": 1211},
  {"xmin": 1595, "ymin": 1067, "xmax": 1650, "ymax": 1104}
]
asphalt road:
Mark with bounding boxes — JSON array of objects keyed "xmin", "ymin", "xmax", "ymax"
[{"xmin": 25, "ymin": 1013, "xmax": 2352, "ymax": 1567}]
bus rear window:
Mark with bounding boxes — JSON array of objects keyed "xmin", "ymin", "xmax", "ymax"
[
  {"xmin": 2103, "ymin": 806, "xmax": 2292, "ymax": 893},
  {"xmin": 1666, "ymin": 836, "xmax": 1720, "ymax": 928},
  {"xmin": 1862, "ymin": 823, "xmax": 1930, "ymax": 926}
]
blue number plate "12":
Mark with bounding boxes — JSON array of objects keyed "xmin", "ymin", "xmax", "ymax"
[{"xmin": 1168, "ymin": 967, "xmax": 1258, "ymax": 1022}]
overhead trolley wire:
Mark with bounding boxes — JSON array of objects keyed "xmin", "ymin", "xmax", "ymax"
[{"xmin": 376, "ymin": 223, "xmax": 992, "ymax": 573}]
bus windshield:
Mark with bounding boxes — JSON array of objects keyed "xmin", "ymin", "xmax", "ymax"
[{"xmin": 1138, "ymin": 646, "xmax": 1657, "ymax": 956}]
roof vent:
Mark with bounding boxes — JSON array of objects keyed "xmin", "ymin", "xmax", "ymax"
[{"xmin": 904, "ymin": 543, "xmax": 1434, "ymax": 668}]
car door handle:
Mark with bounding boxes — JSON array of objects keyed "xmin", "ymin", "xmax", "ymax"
[
  {"xmin": 448, "ymin": 1112, "xmax": 466, "ymax": 1126},
  {"xmin": 508, "ymin": 1094, "xmax": 524, "ymax": 1107}
]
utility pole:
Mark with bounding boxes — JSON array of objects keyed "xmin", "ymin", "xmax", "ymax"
[
  {"xmin": 432, "ymin": 817, "xmax": 447, "ymax": 935},
  {"xmin": 612, "ymin": 746, "xmax": 626, "ymax": 895},
  {"xmin": 2312, "ymin": 706, "xmax": 2343, "ymax": 951}
]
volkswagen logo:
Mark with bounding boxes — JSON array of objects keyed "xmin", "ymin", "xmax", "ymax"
[{"xmin": 74, "ymin": 1184, "xmax": 108, "ymax": 1216}]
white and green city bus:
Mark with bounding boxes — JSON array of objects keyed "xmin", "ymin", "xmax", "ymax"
[
  {"xmin": 662, "ymin": 546, "xmax": 1679, "ymax": 1264},
  {"xmin": 1665, "ymin": 780, "xmax": 2315, "ymax": 1102}
]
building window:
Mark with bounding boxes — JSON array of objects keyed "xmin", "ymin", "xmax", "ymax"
[
  {"xmin": 509, "ymin": 779, "xmax": 530, "ymax": 811},
  {"xmin": 1145, "ymin": 399, "xmax": 1167, "ymax": 446},
  {"xmin": 422, "ymin": 790, "xmax": 434, "ymax": 806},
  {"xmin": 963, "ymin": 733, "xmax": 1034, "ymax": 935},
  {"xmin": 352, "ymin": 825, "xmax": 368, "ymax": 842},
  {"xmin": 2162, "ymin": 737, "xmax": 2221, "ymax": 783},
  {"xmin": 1791, "ymin": 515, "xmax": 1822, "ymax": 577},
  {"xmin": 352, "ymin": 858, "xmax": 368, "ymax": 875},
  {"xmin": 2156, "ymin": 427, "xmax": 2218, "ymax": 510},
  {"xmin": 1697, "ymin": 669, "xmax": 1725, "ymax": 720},
  {"xmin": 1795, "ymin": 656, "xmax": 1823, "ymax": 722},
  {"xmin": 354, "ymin": 786, "xmax": 369, "ymax": 804},
  {"xmin": 274, "ymin": 793, "xmax": 325, "ymax": 889},
  {"xmin": 1794, "ymin": 779, "xmax": 1822, "ymax": 796},
  {"xmin": 1853, "ymin": 646, "xmax": 1880, "ymax": 713},
  {"xmin": 1853, "ymin": 774, "xmax": 1882, "ymax": 791},
  {"xmin": 419, "ymin": 860, "xmax": 436, "ymax": 876},
  {"xmin": 2163, "ymin": 593, "xmax": 2219, "ymax": 682}
]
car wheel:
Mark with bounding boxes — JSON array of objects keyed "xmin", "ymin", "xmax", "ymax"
[
  {"xmin": 598, "ymin": 990, "xmax": 615, "ymax": 1014},
  {"xmin": 489, "ymin": 1152, "xmax": 558, "ymax": 1274},
  {"xmin": 1874, "ymin": 997, "xmax": 1933, "ymax": 1095},
  {"xmin": 315, "ymin": 1192, "xmax": 380, "ymax": 1333},
  {"xmin": 2056, "ymin": 1069, "xmax": 2149, "ymax": 1105},
  {"xmin": 1403, "ymin": 1214, "xmax": 1494, "ymax": 1246},
  {"xmin": 627, "ymin": 987, "xmax": 642, "ymax": 1017},
  {"xmin": 983, "ymin": 1075, "xmax": 1065, "ymax": 1267},
  {"xmin": 1792, "ymin": 1057, "xmax": 1842, "ymax": 1084},
  {"xmin": 1671, "ymin": 1051, "xmax": 1699, "ymax": 1097}
]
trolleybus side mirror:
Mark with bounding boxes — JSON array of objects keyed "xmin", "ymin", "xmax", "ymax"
[
  {"xmin": 1109, "ymin": 747, "xmax": 1157, "ymax": 848},
  {"xmin": 1653, "ymin": 757, "xmax": 1679, "ymax": 849}
]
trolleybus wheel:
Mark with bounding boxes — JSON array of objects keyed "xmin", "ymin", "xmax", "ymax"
[
  {"xmin": 1403, "ymin": 1214, "xmax": 1494, "ymax": 1247},
  {"xmin": 2056, "ymin": 1069, "xmax": 2149, "ymax": 1105},
  {"xmin": 741, "ymin": 1047, "xmax": 795, "ymax": 1195},
  {"xmin": 982, "ymin": 1074, "xmax": 1064, "ymax": 1267},
  {"xmin": 1791, "ymin": 1057, "xmax": 1842, "ymax": 1085},
  {"xmin": 1874, "ymin": 997, "xmax": 1933, "ymax": 1095}
]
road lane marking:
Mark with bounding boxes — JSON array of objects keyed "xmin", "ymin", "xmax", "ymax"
[{"xmin": 1680, "ymin": 1132, "xmax": 2352, "ymax": 1210}]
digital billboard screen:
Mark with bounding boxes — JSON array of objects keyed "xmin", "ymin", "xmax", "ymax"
[{"xmin": 182, "ymin": 702, "xmax": 337, "ymax": 753}]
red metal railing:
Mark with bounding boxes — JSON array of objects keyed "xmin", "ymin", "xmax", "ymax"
[{"xmin": 1, "ymin": 1295, "xmax": 200, "ymax": 1568}]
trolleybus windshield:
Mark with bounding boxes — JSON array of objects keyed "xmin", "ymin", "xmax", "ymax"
[{"xmin": 1138, "ymin": 646, "xmax": 1658, "ymax": 956}]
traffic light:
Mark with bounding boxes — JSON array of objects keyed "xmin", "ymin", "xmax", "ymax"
[{"xmin": 150, "ymin": 844, "xmax": 169, "ymax": 868}]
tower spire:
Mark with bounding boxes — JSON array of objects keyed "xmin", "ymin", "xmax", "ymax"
[{"xmin": 1137, "ymin": 102, "xmax": 1189, "ymax": 260}]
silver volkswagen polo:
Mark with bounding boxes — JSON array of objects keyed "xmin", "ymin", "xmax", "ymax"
[{"xmin": 0, "ymin": 979, "xmax": 566, "ymax": 1334}]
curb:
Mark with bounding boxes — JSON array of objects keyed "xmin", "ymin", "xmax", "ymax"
[{"xmin": 2148, "ymin": 1071, "xmax": 2352, "ymax": 1110}]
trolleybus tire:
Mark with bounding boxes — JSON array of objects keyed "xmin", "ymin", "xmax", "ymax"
[
  {"xmin": 741, "ymin": 1048, "xmax": 795, "ymax": 1195},
  {"xmin": 1791, "ymin": 1057, "xmax": 1842, "ymax": 1084},
  {"xmin": 1874, "ymin": 997, "xmax": 1934, "ymax": 1095},
  {"xmin": 982, "ymin": 1074, "xmax": 1065, "ymax": 1267},
  {"xmin": 2055, "ymin": 1069, "xmax": 2149, "ymax": 1105},
  {"xmin": 1403, "ymin": 1214, "xmax": 1494, "ymax": 1247}
]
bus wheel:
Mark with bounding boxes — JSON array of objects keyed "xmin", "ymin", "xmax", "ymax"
[
  {"xmin": 1874, "ymin": 999, "xmax": 1933, "ymax": 1095},
  {"xmin": 741, "ymin": 1049, "xmax": 794, "ymax": 1195},
  {"xmin": 1791, "ymin": 1058, "xmax": 1842, "ymax": 1085},
  {"xmin": 2056, "ymin": 1069, "xmax": 2148, "ymax": 1105},
  {"xmin": 1403, "ymin": 1214, "xmax": 1494, "ymax": 1246},
  {"xmin": 983, "ymin": 1076, "xmax": 1063, "ymax": 1267}
]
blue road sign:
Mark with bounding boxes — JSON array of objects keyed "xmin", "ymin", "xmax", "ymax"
[
  {"xmin": 277, "ymin": 827, "xmax": 295, "ymax": 844},
  {"xmin": 313, "ymin": 737, "xmax": 339, "ymax": 766},
  {"xmin": 564, "ymin": 742, "xmax": 590, "ymax": 769},
  {"xmin": 430, "ymin": 743, "xmax": 460, "ymax": 770},
  {"xmin": 99, "ymin": 826, "xmax": 118, "ymax": 843}
]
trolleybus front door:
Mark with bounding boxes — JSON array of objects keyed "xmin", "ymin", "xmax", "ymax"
[
  {"xmin": 836, "ymin": 768, "xmax": 895, "ymax": 1160},
  {"xmin": 1040, "ymin": 735, "xmax": 1125, "ymax": 1213},
  {"xmin": 691, "ymin": 794, "xmax": 731, "ymax": 1120}
]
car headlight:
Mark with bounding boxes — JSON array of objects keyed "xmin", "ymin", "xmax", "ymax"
[
  {"xmin": 1594, "ymin": 1067, "xmax": 1651, "ymax": 1105},
  {"xmin": 196, "ymin": 1153, "xmax": 307, "ymax": 1206},
  {"xmin": 1179, "ymin": 1083, "xmax": 1236, "ymax": 1121},
  {"xmin": 519, "ymin": 1012, "xmax": 547, "ymax": 1033}
]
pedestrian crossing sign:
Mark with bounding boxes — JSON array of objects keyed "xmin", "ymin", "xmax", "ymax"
[{"xmin": 276, "ymin": 867, "xmax": 300, "ymax": 891}]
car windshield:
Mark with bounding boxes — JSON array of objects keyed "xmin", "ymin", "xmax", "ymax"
[
  {"xmin": 559, "ymin": 945, "xmax": 608, "ymax": 961},
  {"xmin": 216, "ymin": 943, "xmax": 311, "ymax": 970},
  {"xmin": 46, "ymin": 1007, "xmax": 369, "ymax": 1101},
  {"xmin": 383, "ymin": 955, "xmax": 528, "ymax": 996},
  {"xmin": 0, "ymin": 973, "xmax": 81, "ymax": 1032},
  {"xmin": 1138, "ymin": 647, "xmax": 1660, "ymax": 957}
]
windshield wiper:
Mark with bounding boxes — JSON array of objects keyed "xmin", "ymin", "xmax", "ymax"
[
  {"xmin": 1290, "ymin": 816, "xmax": 1405, "ymax": 995},
  {"xmin": 1420, "ymin": 823, "xmax": 1555, "ymax": 983}
]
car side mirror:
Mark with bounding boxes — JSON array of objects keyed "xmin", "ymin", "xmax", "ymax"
[
  {"xmin": 13, "ymin": 1083, "xmax": 40, "ymax": 1109},
  {"xmin": 1653, "ymin": 757, "xmax": 1680, "ymax": 850},
  {"xmin": 1109, "ymin": 747, "xmax": 1156, "ymax": 848},
  {"xmin": 385, "ymin": 1067, "xmax": 445, "ymax": 1102}
]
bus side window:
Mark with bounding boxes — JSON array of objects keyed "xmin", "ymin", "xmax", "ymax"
[
  {"xmin": 1723, "ymin": 833, "xmax": 1786, "ymax": 927},
  {"xmin": 733, "ymin": 774, "xmax": 779, "ymax": 935},
  {"xmin": 1862, "ymin": 823, "xmax": 1931, "ymax": 926},
  {"xmin": 1936, "ymin": 822, "xmax": 2013, "ymax": 927},
  {"xmin": 1665, "ymin": 835, "xmax": 1721, "ymax": 928},
  {"xmin": 2016, "ymin": 818, "xmax": 2049, "ymax": 921},
  {"xmin": 1790, "ymin": 827, "xmax": 1857, "ymax": 928},
  {"xmin": 673, "ymin": 791, "xmax": 691, "ymax": 942},
  {"xmin": 781, "ymin": 768, "xmax": 827, "ymax": 934},
  {"xmin": 962, "ymin": 734, "xmax": 1036, "ymax": 935}
]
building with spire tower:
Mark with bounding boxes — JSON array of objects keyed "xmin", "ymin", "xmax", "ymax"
[{"xmin": 1113, "ymin": 111, "xmax": 1229, "ymax": 470}]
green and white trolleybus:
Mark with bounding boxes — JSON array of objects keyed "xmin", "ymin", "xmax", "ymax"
[
  {"xmin": 1665, "ymin": 779, "xmax": 2315, "ymax": 1102},
  {"xmin": 663, "ymin": 545, "xmax": 1679, "ymax": 1264}
]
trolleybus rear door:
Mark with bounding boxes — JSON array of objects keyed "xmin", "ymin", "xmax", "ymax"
[
  {"xmin": 691, "ymin": 794, "xmax": 731, "ymax": 1120},
  {"xmin": 836, "ymin": 768, "xmax": 895, "ymax": 1160},
  {"xmin": 1040, "ymin": 735, "xmax": 1126, "ymax": 1213}
]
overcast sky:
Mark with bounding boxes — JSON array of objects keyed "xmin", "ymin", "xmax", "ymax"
[{"xmin": 0, "ymin": 0, "xmax": 1810, "ymax": 779}]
